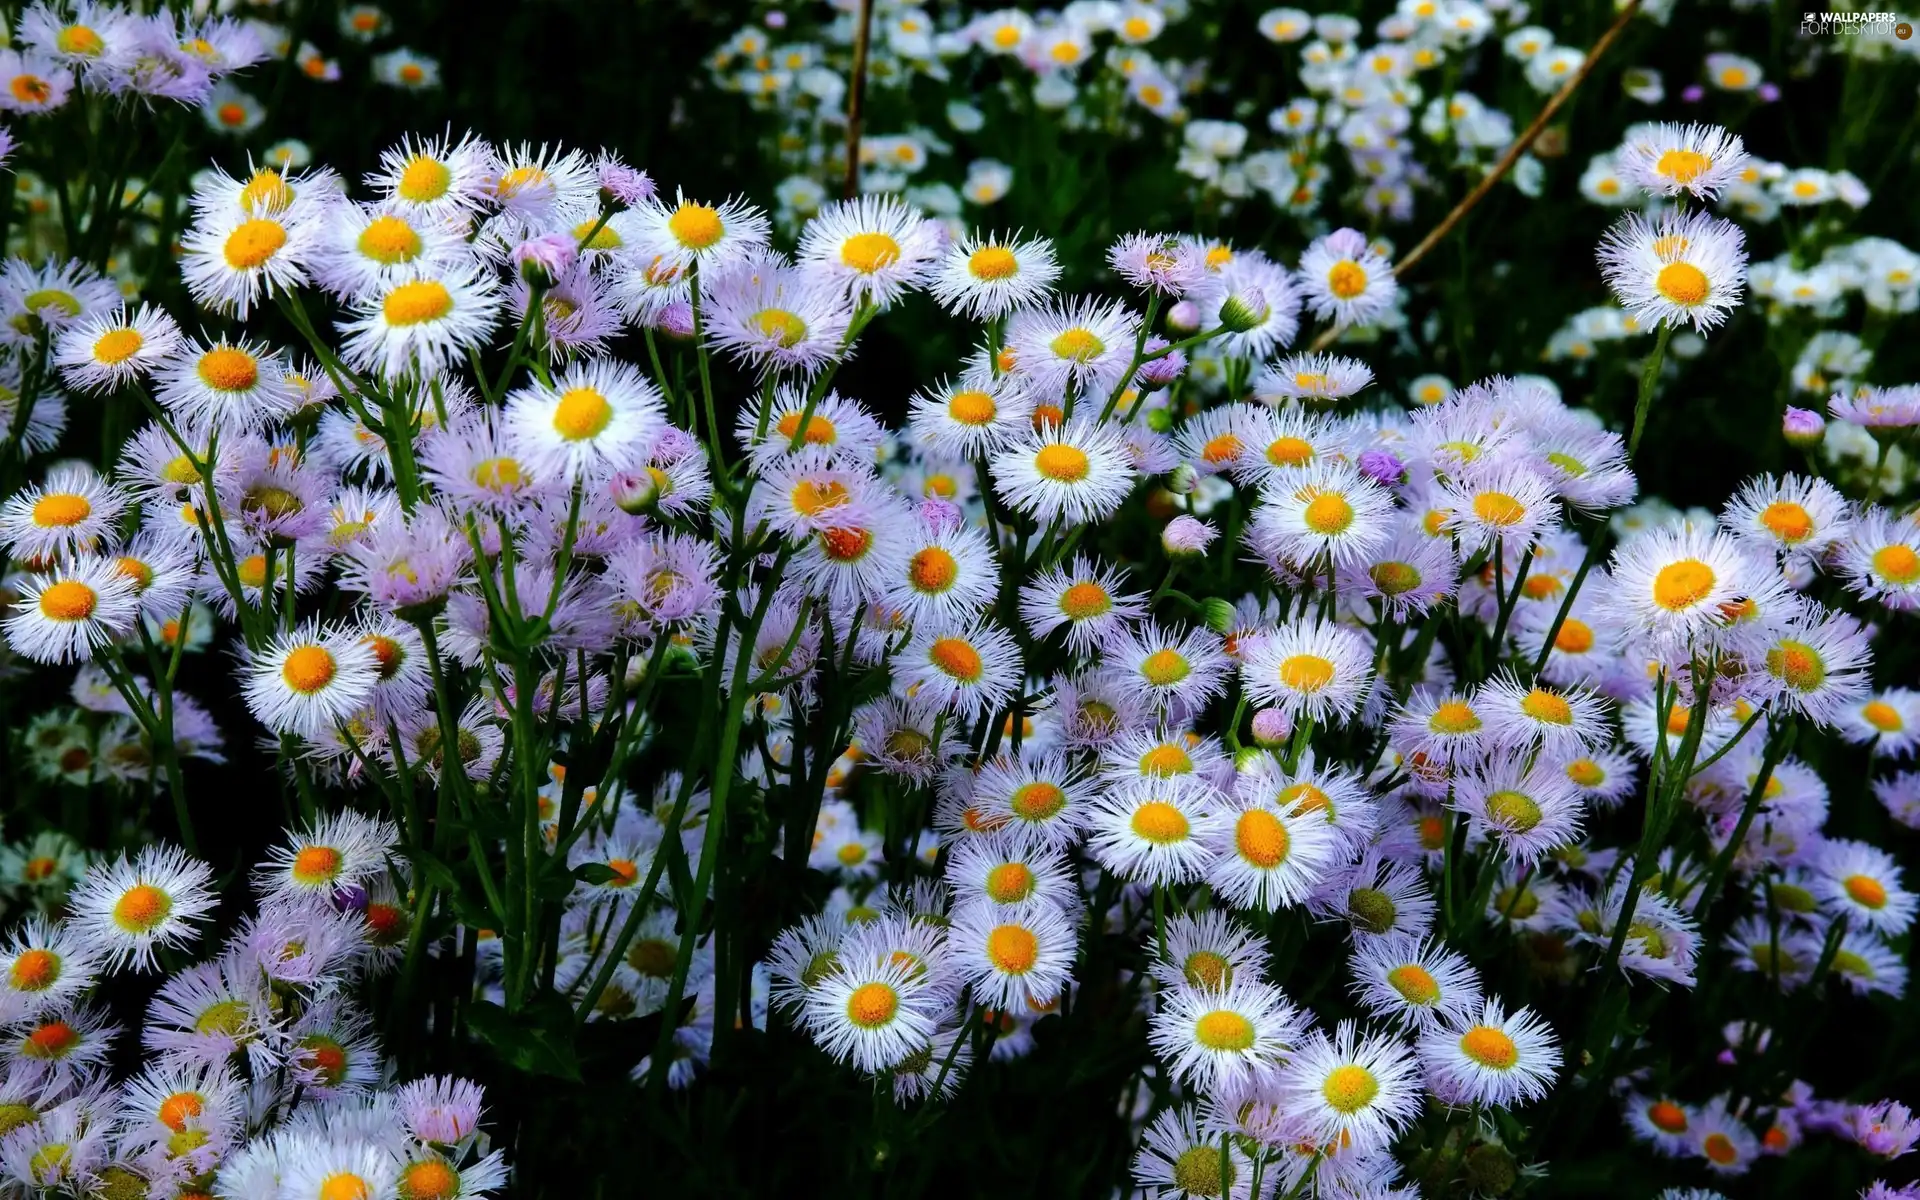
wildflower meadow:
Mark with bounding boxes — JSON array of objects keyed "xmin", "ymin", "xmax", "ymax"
[{"xmin": 0, "ymin": 0, "xmax": 1915, "ymax": 1197}]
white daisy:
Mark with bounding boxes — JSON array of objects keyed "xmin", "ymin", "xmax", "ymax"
[
  {"xmin": 242, "ymin": 620, "xmax": 382, "ymax": 739},
  {"xmin": 989, "ymin": 419, "xmax": 1137, "ymax": 527},
  {"xmin": 1418, "ymin": 998, "xmax": 1562, "ymax": 1108},
  {"xmin": 1147, "ymin": 979, "xmax": 1301, "ymax": 1091},
  {"xmin": 504, "ymin": 357, "xmax": 666, "ymax": 481},
  {"xmin": 927, "ymin": 231, "xmax": 1061, "ymax": 319},
  {"xmin": 67, "ymin": 845, "xmax": 216, "ymax": 972},
  {"xmin": 3, "ymin": 555, "xmax": 139, "ymax": 664},
  {"xmin": 1084, "ymin": 774, "xmax": 1222, "ymax": 886},
  {"xmin": 796, "ymin": 194, "xmax": 943, "ymax": 310},
  {"xmin": 1598, "ymin": 209, "xmax": 1748, "ymax": 333},
  {"xmin": 1277, "ymin": 1020, "xmax": 1423, "ymax": 1154}
]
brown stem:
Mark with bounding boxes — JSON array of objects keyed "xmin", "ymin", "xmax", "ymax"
[
  {"xmin": 843, "ymin": 0, "xmax": 876, "ymax": 200},
  {"xmin": 1306, "ymin": 0, "xmax": 1644, "ymax": 351}
]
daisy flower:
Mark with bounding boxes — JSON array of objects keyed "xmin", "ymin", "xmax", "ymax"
[
  {"xmin": 894, "ymin": 618, "xmax": 1021, "ymax": 722},
  {"xmin": 0, "ymin": 464, "xmax": 126, "ymax": 561},
  {"xmin": 1720, "ymin": 473, "xmax": 1850, "ymax": 560},
  {"xmin": 701, "ymin": 253, "xmax": 854, "ymax": 379},
  {"xmin": 1596, "ymin": 525, "xmax": 1771, "ymax": 652},
  {"xmin": 504, "ymin": 357, "xmax": 666, "ymax": 481},
  {"xmin": 1624, "ymin": 1094, "xmax": 1697, "ymax": 1155},
  {"xmin": 3, "ymin": 555, "xmax": 139, "ymax": 664},
  {"xmin": 1148, "ymin": 911, "xmax": 1272, "ymax": 993},
  {"xmin": 311, "ymin": 201, "xmax": 472, "ymax": 301},
  {"xmin": 1148, "ymin": 979, "xmax": 1301, "ymax": 1091},
  {"xmin": 0, "ymin": 49, "xmax": 71, "ymax": 116},
  {"xmin": 735, "ymin": 385, "xmax": 886, "ymax": 469},
  {"xmin": 944, "ymin": 829, "xmax": 1077, "ymax": 912},
  {"xmin": 1835, "ymin": 508, "xmax": 1920, "ymax": 612},
  {"xmin": 1229, "ymin": 406, "xmax": 1346, "ymax": 483},
  {"xmin": 276, "ymin": 1140, "xmax": 402, "ymax": 1200},
  {"xmin": 884, "ymin": 519, "xmax": 1000, "ymax": 627},
  {"xmin": 1084, "ymin": 774, "xmax": 1222, "ymax": 886},
  {"xmin": 1454, "ymin": 757, "xmax": 1584, "ymax": 865},
  {"xmin": 1110, "ymin": 622, "xmax": 1232, "ymax": 716},
  {"xmin": 1325, "ymin": 851, "xmax": 1438, "ymax": 941},
  {"xmin": 1443, "ymin": 463, "xmax": 1561, "ymax": 556},
  {"xmin": 154, "ymin": 337, "xmax": 301, "ymax": 432},
  {"xmin": 1098, "ymin": 725, "xmax": 1230, "ymax": 787},
  {"xmin": 928, "ymin": 231, "xmax": 1061, "ymax": 319},
  {"xmin": 1238, "ymin": 617, "xmax": 1375, "ymax": 724},
  {"xmin": 948, "ymin": 899, "xmax": 1077, "ymax": 1011},
  {"xmin": 1348, "ymin": 934, "xmax": 1482, "ymax": 1030},
  {"xmin": 1296, "ymin": 227, "xmax": 1397, "ymax": 329},
  {"xmin": 67, "ymin": 845, "xmax": 216, "ymax": 971},
  {"xmin": 242, "ymin": 620, "xmax": 381, "ymax": 738},
  {"xmin": 1692, "ymin": 1099, "xmax": 1761, "ymax": 1175},
  {"xmin": 1002, "ymin": 296, "xmax": 1141, "ymax": 399},
  {"xmin": 796, "ymin": 194, "xmax": 943, "ymax": 311},
  {"xmin": 1620, "ymin": 122, "xmax": 1751, "ymax": 201},
  {"xmin": 1017, "ymin": 554, "xmax": 1147, "ymax": 654},
  {"xmin": 53, "ymin": 304, "xmax": 183, "ymax": 393},
  {"xmin": 0, "ymin": 918, "xmax": 99, "ymax": 1024},
  {"xmin": 908, "ymin": 370, "xmax": 1033, "ymax": 459},
  {"xmin": 1840, "ymin": 689, "xmax": 1920, "ymax": 757},
  {"xmin": 1107, "ymin": 232, "xmax": 1207, "ymax": 296},
  {"xmin": 1419, "ymin": 999, "xmax": 1562, "ymax": 1108},
  {"xmin": 1204, "ymin": 787, "xmax": 1338, "ymax": 911},
  {"xmin": 1388, "ymin": 688, "xmax": 1488, "ymax": 767},
  {"xmin": 339, "ymin": 266, "xmax": 502, "ymax": 378},
  {"xmin": 791, "ymin": 495, "xmax": 915, "ymax": 609},
  {"xmin": 1597, "ymin": 209, "xmax": 1748, "ymax": 333},
  {"xmin": 1256, "ymin": 352, "xmax": 1374, "ymax": 403},
  {"xmin": 1478, "ymin": 673, "xmax": 1610, "ymax": 756},
  {"xmin": 803, "ymin": 955, "xmax": 941, "ymax": 1073},
  {"xmin": 1752, "ymin": 603, "xmax": 1872, "ymax": 726},
  {"xmin": 1277, "ymin": 1020, "xmax": 1424, "ymax": 1154},
  {"xmin": 366, "ymin": 131, "xmax": 495, "ymax": 215},
  {"xmin": 1813, "ymin": 840, "xmax": 1916, "ymax": 937},
  {"xmin": 180, "ymin": 191, "xmax": 327, "ymax": 318},
  {"xmin": 1558, "ymin": 745, "xmax": 1639, "ymax": 809},
  {"xmin": 989, "ymin": 419, "xmax": 1137, "ymax": 527},
  {"xmin": 256, "ymin": 811, "xmax": 395, "ymax": 906},
  {"xmin": 1131, "ymin": 1105, "xmax": 1261, "ymax": 1200},
  {"xmin": 1251, "ymin": 460, "xmax": 1396, "ymax": 570},
  {"xmin": 1175, "ymin": 403, "xmax": 1257, "ymax": 478}
]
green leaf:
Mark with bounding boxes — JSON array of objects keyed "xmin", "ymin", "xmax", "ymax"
[{"xmin": 467, "ymin": 997, "xmax": 582, "ymax": 1082}]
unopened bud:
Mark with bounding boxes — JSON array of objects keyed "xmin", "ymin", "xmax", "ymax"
[
  {"xmin": 1167, "ymin": 299, "xmax": 1202, "ymax": 333},
  {"xmin": 1167, "ymin": 463, "xmax": 1200, "ymax": 496},
  {"xmin": 1782, "ymin": 406, "xmax": 1826, "ymax": 450},
  {"xmin": 611, "ymin": 469, "xmax": 665, "ymax": 516},
  {"xmin": 1201, "ymin": 597, "xmax": 1235, "ymax": 634},
  {"xmin": 1250, "ymin": 707, "xmax": 1292, "ymax": 747},
  {"xmin": 1216, "ymin": 288, "xmax": 1269, "ymax": 333},
  {"xmin": 1463, "ymin": 1144, "xmax": 1517, "ymax": 1196},
  {"xmin": 1162, "ymin": 514, "xmax": 1217, "ymax": 557}
]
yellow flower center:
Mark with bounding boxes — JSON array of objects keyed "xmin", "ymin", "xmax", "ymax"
[
  {"xmin": 1844, "ymin": 874, "xmax": 1888, "ymax": 909},
  {"xmin": 1485, "ymin": 789, "xmax": 1542, "ymax": 833},
  {"xmin": 846, "ymin": 981, "xmax": 898, "ymax": 1027},
  {"xmin": 1058, "ymin": 581, "xmax": 1111, "ymax": 620},
  {"xmin": 1862, "ymin": 700, "xmax": 1904, "ymax": 732},
  {"xmin": 1759, "ymin": 501, "xmax": 1812, "ymax": 543},
  {"xmin": 841, "ymin": 232, "xmax": 901, "ymax": 274},
  {"xmin": 908, "ymin": 547, "xmax": 958, "ymax": 594},
  {"xmin": 113, "ymin": 884, "xmax": 172, "ymax": 932},
  {"xmin": 985, "ymin": 862, "xmax": 1033, "ymax": 903},
  {"xmin": 31, "ymin": 493, "xmax": 90, "ymax": 528},
  {"xmin": 1321, "ymin": 1064, "xmax": 1379, "ymax": 1113},
  {"xmin": 668, "ymin": 203, "xmax": 725, "ymax": 249},
  {"xmin": 1140, "ymin": 743, "xmax": 1192, "ymax": 775},
  {"xmin": 384, "ymin": 280, "xmax": 453, "ymax": 325},
  {"xmin": 198, "ymin": 347, "xmax": 259, "ymax": 392},
  {"xmin": 1370, "ymin": 561, "xmax": 1421, "ymax": 595},
  {"xmin": 56, "ymin": 25, "xmax": 104, "ymax": 55},
  {"xmin": 1303, "ymin": 492, "xmax": 1355, "ymax": 535},
  {"xmin": 969, "ymin": 246, "xmax": 1019, "ymax": 280},
  {"xmin": 400, "ymin": 1159, "xmax": 460, "ymax": 1200},
  {"xmin": 1566, "ymin": 759, "xmax": 1605, "ymax": 788},
  {"xmin": 1655, "ymin": 262, "xmax": 1709, "ymax": 306},
  {"xmin": 223, "ymin": 219, "xmax": 287, "ymax": 270},
  {"xmin": 1326, "ymin": 260, "xmax": 1369, "ymax": 299},
  {"xmin": 281, "ymin": 645, "xmax": 337, "ymax": 694},
  {"xmin": 1049, "ymin": 327, "xmax": 1104, "ymax": 362},
  {"xmin": 1267, "ymin": 436, "xmax": 1313, "ymax": 467},
  {"xmin": 753, "ymin": 308, "xmax": 807, "ymax": 347},
  {"xmin": 986, "ymin": 924, "xmax": 1038, "ymax": 973},
  {"xmin": 1873, "ymin": 544, "xmax": 1920, "ymax": 585},
  {"xmin": 1131, "ymin": 800, "xmax": 1190, "ymax": 843},
  {"xmin": 1010, "ymin": 782, "xmax": 1065, "ymax": 820},
  {"xmin": 929, "ymin": 637, "xmax": 983, "ymax": 681},
  {"xmin": 319, "ymin": 1173, "xmax": 370, "ymax": 1200},
  {"xmin": 1194, "ymin": 1010, "xmax": 1256, "ymax": 1051},
  {"xmin": 1140, "ymin": 648, "xmax": 1191, "ymax": 686},
  {"xmin": 1459, "ymin": 1025, "xmax": 1518, "ymax": 1069},
  {"xmin": 357, "ymin": 215, "xmax": 422, "ymax": 265},
  {"xmin": 1520, "ymin": 688, "xmax": 1574, "ymax": 726},
  {"xmin": 1555, "ymin": 619, "xmax": 1595, "ymax": 654},
  {"xmin": 1386, "ymin": 963, "xmax": 1438, "ymax": 1005},
  {"xmin": 1652, "ymin": 559, "xmax": 1715, "ymax": 610},
  {"xmin": 1184, "ymin": 950, "xmax": 1230, "ymax": 990},
  {"xmin": 398, "ymin": 156, "xmax": 452, "ymax": 203},
  {"xmin": 1235, "ymin": 809, "xmax": 1289, "ymax": 868},
  {"xmin": 1278, "ymin": 653, "xmax": 1335, "ymax": 693},
  {"xmin": 1766, "ymin": 639, "xmax": 1826, "ymax": 692},
  {"xmin": 37, "ymin": 581, "xmax": 95, "ymax": 621},
  {"xmin": 552, "ymin": 387, "xmax": 613, "ymax": 441},
  {"xmin": 1655, "ymin": 148, "xmax": 1711, "ymax": 184},
  {"xmin": 92, "ymin": 328, "xmax": 143, "ymax": 364},
  {"xmin": 1473, "ymin": 491, "xmax": 1527, "ymax": 526},
  {"xmin": 1429, "ymin": 699, "xmax": 1481, "ymax": 735},
  {"xmin": 1034, "ymin": 443, "xmax": 1090, "ymax": 482},
  {"xmin": 1171, "ymin": 1146, "xmax": 1228, "ymax": 1196}
]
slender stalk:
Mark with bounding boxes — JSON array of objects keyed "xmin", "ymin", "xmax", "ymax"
[
  {"xmin": 843, "ymin": 0, "xmax": 876, "ymax": 199},
  {"xmin": 1627, "ymin": 320, "xmax": 1674, "ymax": 459}
]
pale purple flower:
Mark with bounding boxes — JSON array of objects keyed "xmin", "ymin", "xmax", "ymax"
[
  {"xmin": 1250, "ymin": 706, "xmax": 1292, "ymax": 745},
  {"xmin": 655, "ymin": 299, "xmax": 696, "ymax": 339},
  {"xmin": 1167, "ymin": 299, "xmax": 1202, "ymax": 332},
  {"xmin": 1782, "ymin": 405, "xmax": 1825, "ymax": 446},
  {"xmin": 1137, "ymin": 337, "xmax": 1186, "ymax": 388},
  {"xmin": 396, "ymin": 1076, "xmax": 488, "ymax": 1144},
  {"xmin": 596, "ymin": 156, "xmax": 656, "ymax": 207},
  {"xmin": 514, "ymin": 232, "xmax": 578, "ymax": 287},
  {"xmin": 1358, "ymin": 447, "xmax": 1406, "ymax": 487},
  {"xmin": 1851, "ymin": 1101, "xmax": 1920, "ymax": 1159},
  {"xmin": 340, "ymin": 505, "xmax": 472, "ymax": 613},
  {"xmin": 918, "ymin": 496, "xmax": 964, "ymax": 533},
  {"xmin": 1162, "ymin": 514, "xmax": 1217, "ymax": 556}
]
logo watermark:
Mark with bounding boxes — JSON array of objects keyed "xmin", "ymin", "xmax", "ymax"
[{"xmin": 1798, "ymin": 9, "xmax": 1912, "ymax": 36}]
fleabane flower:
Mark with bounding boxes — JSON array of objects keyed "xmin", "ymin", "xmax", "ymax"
[
  {"xmin": 1454, "ymin": 757, "xmax": 1583, "ymax": 864},
  {"xmin": 1085, "ymin": 774, "xmax": 1222, "ymax": 886},
  {"xmin": 802, "ymin": 955, "xmax": 942, "ymax": 1074},
  {"xmin": 1813, "ymin": 839, "xmax": 1916, "ymax": 937},
  {"xmin": 1418, "ymin": 999, "xmax": 1562, "ymax": 1108},
  {"xmin": 1348, "ymin": 934, "xmax": 1483, "ymax": 1031},
  {"xmin": 1147, "ymin": 980, "xmax": 1301, "ymax": 1092},
  {"xmin": 1296, "ymin": 227, "xmax": 1397, "ymax": 329},
  {"xmin": 701, "ymin": 252, "xmax": 854, "ymax": 379},
  {"xmin": 1620, "ymin": 122, "xmax": 1751, "ymax": 201},
  {"xmin": 242, "ymin": 620, "xmax": 381, "ymax": 738},
  {"xmin": 504, "ymin": 357, "xmax": 666, "ymax": 481},
  {"xmin": 1251, "ymin": 459, "xmax": 1396, "ymax": 571},
  {"xmin": 339, "ymin": 266, "xmax": 502, "ymax": 378},
  {"xmin": 0, "ymin": 463, "xmax": 126, "ymax": 561},
  {"xmin": 1202, "ymin": 253, "xmax": 1302, "ymax": 359},
  {"xmin": 1598, "ymin": 209, "xmax": 1747, "ymax": 333},
  {"xmin": 180, "ymin": 188, "xmax": 325, "ymax": 318},
  {"xmin": 1256, "ymin": 352, "xmax": 1374, "ymax": 403},
  {"xmin": 53, "ymin": 304, "xmax": 183, "ymax": 393},
  {"xmin": 1719, "ymin": 473, "xmax": 1850, "ymax": 561},
  {"xmin": 929, "ymin": 231, "xmax": 1061, "ymax": 319},
  {"xmin": 1239, "ymin": 617, "xmax": 1375, "ymax": 724},
  {"xmin": 3, "ymin": 555, "xmax": 140, "ymax": 664},
  {"xmin": 1596, "ymin": 524, "xmax": 1771, "ymax": 653},
  {"xmin": 1204, "ymin": 787, "xmax": 1338, "ymax": 911},
  {"xmin": 1110, "ymin": 622, "xmax": 1232, "ymax": 715},
  {"xmin": 1836, "ymin": 508, "xmax": 1920, "ymax": 612},
  {"xmin": 1751, "ymin": 601, "xmax": 1872, "ymax": 727},
  {"xmin": 894, "ymin": 618, "xmax": 1021, "ymax": 721},
  {"xmin": 67, "ymin": 845, "xmax": 216, "ymax": 972},
  {"xmin": 990, "ymin": 419, "xmax": 1137, "ymax": 527},
  {"xmin": 1003, "ymin": 296, "xmax": 1141, "ymax": 399},
  {"xmin": 155, "ymin": 337, "xmax": 301, "ymax": 432},
  {"xmin": 1277, "ymin": 1020, "xmax": 1424, "ymax": 1154},
  {"xmin": 797, "ymin": 194, "xmax": 944, "ymax": 310},
  {"xmin": 1107, "ymin": 232, "xmax": 1207, "ymax": 296},
  {"xmin": 367, "ymin": 131, "xmax": 495, "ymax": 216},
  {"xmin": 1017, "ymin": 554, "xmax": 1146, "ymax": 654},
  {"xmin": 947, "ymin": 898, "xmax": 1077, "ymax": 1011}
]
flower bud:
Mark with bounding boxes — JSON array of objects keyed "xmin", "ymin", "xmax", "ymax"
[
  {"xmin": 1167, "ymin": 464, "xmax": 1200, "ymax": 496},
  {"xmin": 1782, "ymin": 406, "xmax": 1825, "ymax": 450},
  {"xmin": 1250, "ymin": 707, "xmax": 1292, "ymax": 747},
  {"xmin": 611, "ymin": 469, "xmax": 665, "ymax": 516},
  {"xmin": 513, "ymin": 232, "xmax": 576, "ymax": 288},
  {"xmin": 1200, "ymin": 597, "xmax": 1235, "ymax": 634},
  {"xmin": 1216, "ymin": 287, "xmax": 1269, "ymax": 333},
  {"xmin": 1233, "ymin": 746, "xmax": 1271, "ymax": 773},
  {"xmin": 1357, "ymin": 447, "xmax": 1406, "ymax": 487},
  {"xmin": 1463, "ymin": 1144, "xmax": 1517, "ymax": 1196},
  {"xmin": 1167, "ymin": 299, "xmax": 1202, "ymax": 333},
  {"xmin": 1162, "ymin": 514, "xmax": 1217, "ymax": 557}
]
